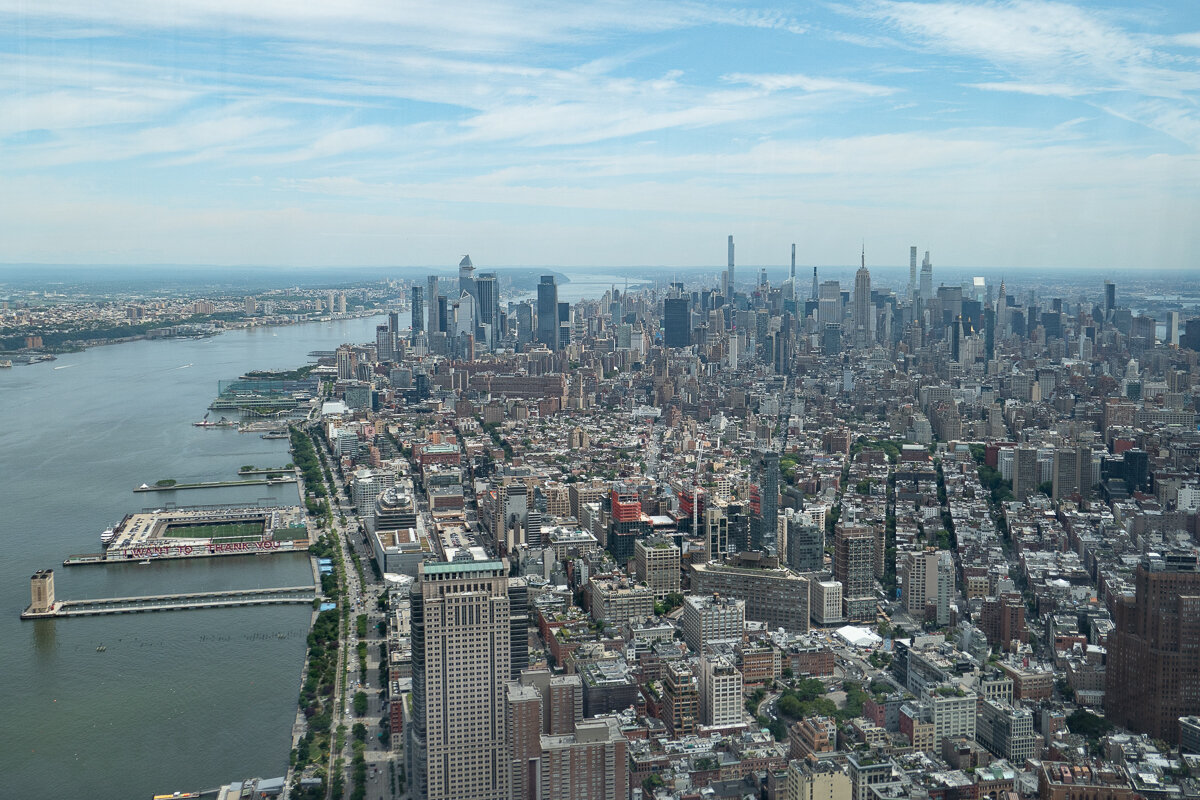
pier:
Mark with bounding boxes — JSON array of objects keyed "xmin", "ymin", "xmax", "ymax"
[
  {"xmin": 21, "ymin": 586, "xmax": 318, "ymax": 620},
  {"xmin": 134, "ymin": 477, "xmax": 297, "ymax": 492}
]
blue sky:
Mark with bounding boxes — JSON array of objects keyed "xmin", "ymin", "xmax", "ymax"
[{"xmin": 2, "ymin": 0, "xmax": 1199, "ymax": 269}]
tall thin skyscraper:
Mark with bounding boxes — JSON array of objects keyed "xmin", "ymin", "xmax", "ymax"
[
  {"xmin": 411, "ymin": 286, "xmax": 424, "ymax": 336},
  {"xmin": 727, "ymin": 235, "xmax": 735, "ymax": 296},
  {"xmin": 909, "ymin": 246, "xmax": 918, "ymax": 302},
  {"xmin": 410, "ymin": 560, "xmax": 512, "ymax": 800},
  {"xmin": 536, "ymin": 275, "xmax": 558, "ymax": 350},
  {"xmin": 1104, "ymin": 280, "xmax": 1116, "ymax": 316},
  {"xmin": 810, "ymin": 266, "xmax": 818, "ymax": 302},
  {"xmin": 790, "ymin": 243, "xmax": 796, "ymax": 282},
  {"xmin": 853, "ymin": 249, "xmax": 871, "ymax": 349}
]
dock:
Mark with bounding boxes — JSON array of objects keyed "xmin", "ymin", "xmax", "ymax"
[
  {"xmin": 134, "ymin": 477, "xmax": 297, "ymax": 492},
  {"xmin": 21, "ymin": 586, "xmax": 318, "ymax": 619}
]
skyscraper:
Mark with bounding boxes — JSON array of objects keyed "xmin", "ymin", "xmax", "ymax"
[
  {"xmin": 411, "ymin": 285, "xmax": 424, "ymax": 336},
  {"xmin": 749, "ymin": 449, "xmax": 779, "ymax": 552},
  {"xmin": 784, "ymin": 508, "xmax": 824, "ymax": 572},
  {"xmin": 920, "ymin": 250, "xmax": 933, "ymax": 302},
  {"xmin": 1107, "ymin": 552, "xmax": 1200, "ymax": 745},
  {"xmin": 475, "ymin": 272, "xmax": 497, "ymax": 349},
  {"xmin": 1104, "ymin": 280, "xmax": 1116, "ymax": 316},
  {"xmin": 818, "ymin": 280, "xmax": 841, "ymax": 328},
  {"xmin": 835, "ymin": 524, "xmax": 875, "ymax": 621},
  {"xmin": 536, "ymin": 275, "xmax": 558, "ymax": 349},
  {"xmin": 459, "ymin": 254, "xmax": 476, "ymax": 302},
  {"xmin": 426, "ymin": 276, "xmax": 440, "ymax": 334},
  {"xmin": 811, "ymin": 266, "xmax": 819, "ymax": 302},
  {"xmin": 663, "ymin": 297, "xmax": 690, "ymax": 348},
  {"xmin": 410, "ymin": 560, "xmax": 512, "ymax": 800},
  {"xmin": 727, "ymin": 234, "xmax": 735, "ymax": 296},
  {"xmin": 909, "ymin": 246, "xmax": 918, "ymax": 302},
  {"xmin": 1012, "ymin": 446, "xmax": 1038, "ymax": 500},
  {"xmin": 853, "ymin": 253, "xmax": 871, "ymax": 349}
]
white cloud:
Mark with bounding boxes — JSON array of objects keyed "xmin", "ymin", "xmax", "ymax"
[{"xmin": 722, "ymin": 72, "xmax": 896, "ymax": 96}]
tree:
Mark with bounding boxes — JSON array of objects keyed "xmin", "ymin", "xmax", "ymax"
[{"xmin": 353, "ymin": 691, "xmax": 368, "ymax": 717}]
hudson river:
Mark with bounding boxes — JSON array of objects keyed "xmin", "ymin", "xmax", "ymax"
[{"xmin": 0, "ymin": 315, "xmax": 383, "ymax": 799}]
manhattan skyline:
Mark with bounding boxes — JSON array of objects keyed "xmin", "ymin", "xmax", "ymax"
[{"xmin": 3, "ymin": 0, "xmax": 1199, "ymax": 269}]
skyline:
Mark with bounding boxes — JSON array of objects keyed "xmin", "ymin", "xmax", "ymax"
[{"xmin": 4, "ymin": 1, "xmax": 1200, "ymax": 268}]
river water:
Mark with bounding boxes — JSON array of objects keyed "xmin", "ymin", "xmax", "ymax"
[{"xmin": 0, "ymin": 316, "xmax": 383, "ymax": 799}]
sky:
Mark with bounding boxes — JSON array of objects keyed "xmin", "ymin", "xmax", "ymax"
[{"xmin": 2, "ymin": 0, "xmax": 1200, "ymax": 270}]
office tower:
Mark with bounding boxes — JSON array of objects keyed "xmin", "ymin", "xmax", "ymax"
[
  {"xmin": 409, "ymin": 560, "xmax": 511, "ymax": 800},
  {"xmin": 458, "ymin": 254, "xmax": 476, "ymax": 301},
  {"xmin": 898, "ymin": 548, "xmax": 952, "ymax": 626},
  {"xmin": 784, "ymin": 507, "xmax": 824, "ymax": 572},
  {"xmin": 919, "ymin": 251, "xmax": 933, "ymax": 301},
  {"xmin": 853, "ymin": 254, "xmax": 871, "ymax": 349},
  {"xmin": 1107, "ymin": 552, "xmax": 1200, "ymax": 744},
  {"xmin": 376, "ymin": 324, "xmax": 393, "ymax": 362},
  {"xmin": 514, "ymin": 302, "xmax": 533, "ymax": 346},
  {"xmin": 663, "ymin": 297, "xmax": 690, "ymax": 348},
  {"xmin": 1012, "ymin": 446, "xmax": 1038, "ymax": 500},
  {"xmin": 681, "ymin": 593, "xmax": 745, "ymax": 653},
  {"xmin": 426, "ymin": 276, "xmax": 440, "ymax": 334},
  {"xmin": 536, "ymin": 275, "xmax": 558, "ymax": 349},
  {"xmin": 818, "ymin": 280, "xmax": 841, "ymax": 327},
  {"xmin": 1167, "ymin": 311, "xmax": 1182, "ymax": 346},
  {"xmin": 835, "ymin": 525, "xmax": 875, "ymax": 622},
  {"xmin": 634, "ymin": 536, "xmax": 680, "ymax": 599},
  {"xmin": 436, "ymin": 295, "xmax": 448, "ymax": 334},
  {"xmin": 749, "ymin": 449, "xmax": 780, "ymax": 552},
  {"xmin": 475, "ymin": 272, "xmax": 497, "ymax": 349},
  {"xmin": 791, "ymin": 243, "xmax": 796, "ymax": 283},
  {"xmin": 410, "ymin": 287, "xmax": 424, "ymax": 336},
  {"xmin": 1104, "ymin": 280, "xmax": 1116, "ymax": 315},
  {"xmin": 811, "ymin": 266, "xmax": 819, "ymax": 302},
  {"xmin": 557, "ymin": 302, "xmax": 571, "ymax": 350},
  {"xmin": 727, "ymin": 234, "xmax": 735, "ymax": 294},
  {"xmin": 698, "ymin": 654, "xmax": 743, "ymax": 726},
  {"xmin": 909, "ymin": 246, "xmax": 918, "ymax": 302}
]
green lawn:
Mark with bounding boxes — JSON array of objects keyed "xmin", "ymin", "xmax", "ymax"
[{"xmin": 162, "ymin": 521, "xmax": 264, "ymax": 541}]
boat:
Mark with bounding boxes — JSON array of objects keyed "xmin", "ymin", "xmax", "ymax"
[
  {"xmin": 138, "ymin": 559, "xmax": 152, "ymax": 565},
  {"xmin": 96, "ymin": 645, "xmax": 106, "ymax": 652},
  {"xmin": 193, "ymin": 414, "xmax": 234, "ymax": 428},
  {"xmin": 261, "ymin": 431, "xmax": 289, "ymax": 439},
  {"xmin": 0, "ymin": 360, "xmax": 11, "ymax": 368},
  {"xmin": 100, "ymin": 526, "xmax": 117, "ymax": 546}
]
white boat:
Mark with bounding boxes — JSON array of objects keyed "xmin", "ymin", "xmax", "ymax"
[{"xmin": 100, "ymin": 526, "xmax": 117, "ymax": 546}]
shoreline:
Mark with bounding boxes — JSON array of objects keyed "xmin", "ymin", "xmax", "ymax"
[{"xmin": 0, "ymin": 310, "xmax": 385, "ymax": 365}]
